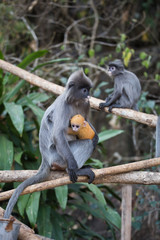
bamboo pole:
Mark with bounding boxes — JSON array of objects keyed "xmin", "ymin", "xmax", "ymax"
[
  {"xmin": 0, "ymin": 59, "xmax": 157, "ymax": 127},
  {"xmin": 121, "ymin": 185, "xmax": 132, "ymax": 240}
]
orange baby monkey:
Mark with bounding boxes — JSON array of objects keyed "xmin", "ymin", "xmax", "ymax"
[{"xmin": 68, "ymin": 114, "xmax": 95, "ymax": 139}]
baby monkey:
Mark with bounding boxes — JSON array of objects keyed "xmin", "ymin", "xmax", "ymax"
[{"xmin": 68, "ymin": 114, "xmax": 95, "ymax": 140}]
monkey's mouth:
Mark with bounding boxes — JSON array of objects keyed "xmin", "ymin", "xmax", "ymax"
[
  {"xmin": 107, "ymin": 71, "xmax": 112, "ymax": 77},
  {"xmin": 84, "ymin": 97, "xmax": 90, "ymax": 103}
]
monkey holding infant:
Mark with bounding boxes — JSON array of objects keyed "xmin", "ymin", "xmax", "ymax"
[{"xmin": 4, "ymin": 70, "xmax": 99, "ymax": 219}]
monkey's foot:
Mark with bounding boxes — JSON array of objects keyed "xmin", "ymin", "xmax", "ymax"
[
  {"xmin": 68, "ymin": 169, "xmax": 78, "ymax": 183},
  {"xmin": 77, "ymin": 167, "xmax": 95, "ymax": 184},
  {"xmin": 99, "ymin": 102, "xmax": 106, "ymax": 109},
  {"xmin": 99, "ymin": 102, "xmax": 110, "ymax": 110},
  {"xmin": 108, "ymin": 106, "xmax": 113, "ymax": 113}
]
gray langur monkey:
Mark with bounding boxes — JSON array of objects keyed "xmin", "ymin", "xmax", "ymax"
[
  {"xmin": 156, "ymin": 116, "xmax": 160, "ymax": 158},
  {"xmin": 4, "ymin": 70, "xmax": 99, "ymax": 219},
  {"xmin": 99, "ymin": 59, "xmax": 141, "ymax": 112}
]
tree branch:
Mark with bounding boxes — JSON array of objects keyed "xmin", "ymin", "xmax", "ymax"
[
  {"xmin": 1, "ymin": 171, "xmax": 160, "ymax": 201},
  {"xmin": 0, "ymin": 59, "xmax": 157, "ymax": 127},
  {"xmin": 1, "ymin": 157, "xmax": 160, "ymax": 201}
]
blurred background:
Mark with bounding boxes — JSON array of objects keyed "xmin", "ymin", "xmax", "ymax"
[{"xmin": 0, "ymin": 0, "xmax": 160, "ymax": 239}]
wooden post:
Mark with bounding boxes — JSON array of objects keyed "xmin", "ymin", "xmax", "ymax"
[{"xmin": 121, "ymin": 185, "xmax": 132, "ymax": 240}]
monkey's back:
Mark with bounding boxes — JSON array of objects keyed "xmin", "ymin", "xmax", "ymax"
[
  {"xmin": 124, "ymin": 70, "xmax": 141, "ymax": 97},
  {"xmin": 77, "ymin": 123, "xmax": 95, "ymax": 139}
]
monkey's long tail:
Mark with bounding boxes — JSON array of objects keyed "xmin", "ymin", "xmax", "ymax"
[
  {"xmin": 4, "ymin": 160, "xmax": 50, "ymax": 219},
  {"xmin": 155, "ymin": 116, "xmax": 160, "ymax": 158}
]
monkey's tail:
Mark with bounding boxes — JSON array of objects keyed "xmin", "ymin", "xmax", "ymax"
[
  {"xmin": 4, "ymin": 160, "xmax": 50, "ymax": 219},
  {"xmin": 155, "ymin": 116, "xmax": 160, "ymax": 158}
]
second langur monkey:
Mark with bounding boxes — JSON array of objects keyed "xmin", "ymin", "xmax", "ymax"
[
  {"xmin": 68, "ymin": 114, "xmax": 95, "ymax": 140},
  {"xmin": 99, "ymin": 59, "xmax": 141, "ymax": 112}
]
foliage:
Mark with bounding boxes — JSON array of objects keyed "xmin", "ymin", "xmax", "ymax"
[
  {"xmin": 0, "ymin": 52, "xmax": 123, "ymax": 239},
  {"xmin": 0, "ymin": 0, "xmax": 160, "ymax": 239}
]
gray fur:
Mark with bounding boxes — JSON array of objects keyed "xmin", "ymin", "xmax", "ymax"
[
  {"xmin": 99, "ymin": 59, "xmax": 141, "ymax": 111},
  {"xmin": 4, "ymin": 70, "xmax": 98, "ymax": 219},
  {"xmin": 156, "ymin": 116, "xmax": 160, "ymax": 158}
]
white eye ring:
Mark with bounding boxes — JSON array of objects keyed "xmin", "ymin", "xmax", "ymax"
[{"xmin": 109, "ymin": 66, "xmax": 116, "ymax": 72}]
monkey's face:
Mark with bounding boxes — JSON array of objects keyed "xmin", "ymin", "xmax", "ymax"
[
  {"xmin": 65, "ymin": 70, "xmax": 93, "ymax": 104},
  {"xmin": 71, "ymin": 124, "xmax": 81, "ymax": 132},
  {"xmin": 108, "ymin": 65, "xmax": 116, "ymax": 77},
  {"xmin": 108, "ymin": 65, "xmax": 124, "ymax": 77},
  {"xmin": 66, "ymin": 83, "xmax": 91, "ymax": 103}
]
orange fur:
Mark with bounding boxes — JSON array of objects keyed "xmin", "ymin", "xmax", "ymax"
[{"xmin": 68, "ymin": 114, "xmax": 95, "ymax": 139}]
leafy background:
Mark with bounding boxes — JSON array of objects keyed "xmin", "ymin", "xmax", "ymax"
[{"xmin": 0, "ymin": 1, "xmax": 160, "ymax": 239}]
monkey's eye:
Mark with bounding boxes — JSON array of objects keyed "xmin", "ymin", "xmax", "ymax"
[
  {"xmin": 83, "ymin": 88, "xmax": 87, "ymax": 93},
  {"xmin": 109, "ymin": 66, "xmax": 116, "ymax": 72},
  {"xmin": 81, "ymin": 87, "xmax": 89, "ymax": 95}
]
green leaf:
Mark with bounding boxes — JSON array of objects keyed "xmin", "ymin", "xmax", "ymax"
[
  {"xmin": 4, "ymin": 102, "xmax": 24, "ymax": 136},
  {"xmin": 17, "ymin": 194, "xmax": 30, "ymax": 217},
  {"xmin": 4, "ymin": 80, "xmax": 26, "ymax": 102},
  {"xmin": 37, "ymin": 204, "xmax": 52, "ymax": 238},
  {"xmin": 80, "ymin": 185, "xmax": 121, "ymax": 230},
  {"xmin": 26, "ymin": 192, "xmax": 41, "ymax": 226},
  {"xmin": 84, "ymin": 183, "xmax": 106, "ymax": 206},
  {"xmin": 147, "ymin": 100, "xmax": 155, "ymax": 109},
  {"xmin": 86, "ymin": 158, "xmax": 103, "ymax": 168},
  {"xmin": 55, "ymin": 185, "xmax": 68, "ymax": 210},
  {"xmin": 8, "ymin": 50, "xmax": 48, "ymax": 84},
  {"xmin": 98, "ymin": 129, "xmax": 124, "ymax": 143},
  {"xmin": 120, "ymin": 33, "xmax": 126, "ymax": 42},
  {"xmin": 14, "ymin": 151, "xmax": 23, "ymax": 165},
  {"xmin": 104, "ymin": 206, "xmax": 121, "ymax": 229},
  {"xmin": 88, "ymin": 49, "xmax": 95, "ymax": 58},
  {"xmin": 84, "ymin": 67, "xmax": 89, "ymax": 74},
  {"xmin": 32, "ymin": 57, "xmax": 71, "ymax": 72},
  {"xmin": 155, "ymin": 74, "xmax": 160, "ymax": 81},
  {"xmin": 93, "ymin": 82, "xmax": 108, "ymax": 98},
  {"xmin": 51, "ymin": 210, "xmax": 64, "ymax": 240},
  {"xmin": 0, "ymin": 51, "xmax": 4, "ymax": 97},
  {"xmin": 142, "ymin": 56, "xmax": 151, "ymax": 69},
  {"xmin": 17, "ymin": 92, "xmax": 50, "ymax": 106},
  {"xmin": 0, "ymin": 135, "xmax": 13, "ymax": 170},
  {"xmin": 19, "ymin": 50, "xmax": 48, "ymax": 69},
  {"xmin": 28, "ymin": 103, "xmax": 44, "ymax": 125},
  {"xmin": 139, "ymin": 51, "xmax": 148, "ymax": 60}
]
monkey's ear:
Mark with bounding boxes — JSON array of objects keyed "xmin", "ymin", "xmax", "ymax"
[
  {"xmin": 83, "ymin": 121, "xmax": 87, "ymax": 127},
  {"xmin": 68, "ymin": 81, "xmax": 75, "ymax": 89}
]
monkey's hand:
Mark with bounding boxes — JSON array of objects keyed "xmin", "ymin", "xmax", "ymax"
[
  {"xmin": 99, "ymin": 102, "xmax": 110, "ymax": 110},
  {"xmin": 92, "ymin": 133, "xmax": 99, "ymax": 149},
  {"xmin": 108, "ymin": 106, "xmax": 113, "ymax": 113}
]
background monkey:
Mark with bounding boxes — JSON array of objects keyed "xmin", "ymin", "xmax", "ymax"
[
  {"xmin": 99, "ymin": 59, "xmax": 141, "ymax": 112},
  {"xmin": 68, "ymin": 114, "xmax": 95, "ymax": 139},
  {"xmin": 4, "ymin": 70, "xmax": 99, "ymax": 219},
  {"xmin": 156, "ymin": 116, "xmax": 160, "ymax": 158}
]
